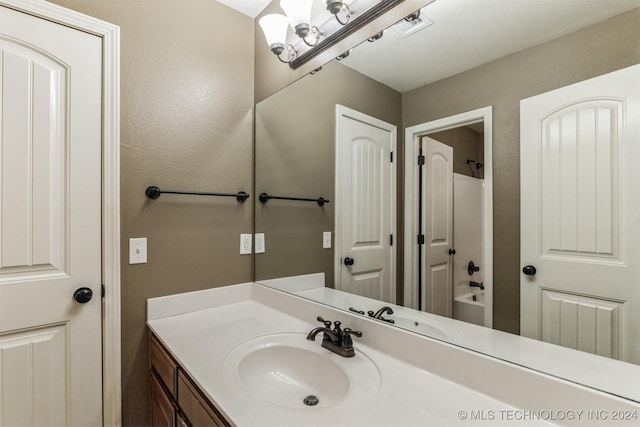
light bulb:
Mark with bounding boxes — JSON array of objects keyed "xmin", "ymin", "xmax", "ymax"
[
  {"xmin": 280, "ymin": 0, "xmax": 314, "ymax": 38},
  {"xmin": 258, "ymin": 14, "xmax": 289, "ymax": 54}
]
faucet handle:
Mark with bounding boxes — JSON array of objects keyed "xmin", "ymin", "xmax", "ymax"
[
  {"xmin": 333, "ymin": 321, "xmax": 343, "ymax": 337},
  {"xmin": 341, "ymin": 328, "xmax": 363, "ymax": 349},
  {"xmin": 343, "ymin": 328, "xmax": 362, "ymax": 338},
  {"xmin": 316, "ymin": 316, "xmax": 332, "ymax": 328}
]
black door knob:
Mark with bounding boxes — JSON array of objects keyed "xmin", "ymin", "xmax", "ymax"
[
  {"xmin": 522, "ymin": 265, "xmax": 537, "ymax": 276},
  {"xmin": 448, "ymin": 249, "xmax": 456, "ymax": 255},
  {"xmin": 73, "ymin": 287, "xmax": 93, "ymax": 304},
  {"xmin": 344, "ymin": 257, "xmax": 355, "ymax": 266}
]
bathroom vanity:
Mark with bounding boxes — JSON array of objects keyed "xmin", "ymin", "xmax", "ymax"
[
  {"xmin": 149, "ymin": 333, "xmax": 231, "ymax": 426},
  {"xmin": 147, "ymin": 283, "xmax": 639, "ymax": 427}
]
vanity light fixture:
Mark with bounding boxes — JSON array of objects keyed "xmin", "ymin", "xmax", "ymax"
[
  {"xmin": 258, "ymin": 13, "xmax": 297, "ymax": 63},
  {"xmin": 258, "ymin": 0, "xmax": 319, "ymax": 64},
  {"xmin": 404, "ymin": 10, "xmax": 421, "ymax": 22},
  {"xmin": 280, "ymin": 0, "xmax": 321, "ymax": 46},
  {"xmin": 367, "ymin": 31, "xmax": 384, "ymax": 42},
  {"xmin": 259, "ymin": 0, "xmax": 406, "ymax": 69},
  {"xmin": 336, "ymin": 49, "xmax": 351, "ymax": 61},
  {"xmin": 325, "ymin": 1, "xmax": 353, "ymax": 25}
]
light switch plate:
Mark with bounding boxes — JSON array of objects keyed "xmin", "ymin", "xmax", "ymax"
[
  {"xmin": 323, "ymin": 231, "xmax": 332, "ymax": 249},
  {"xmin": 129, "ymin": 238, "xmax": 147, "ymax": 264},
  {"xmin": 240, "ymin": 234, "xmax": 252, "ymax": 255},
  {"xmin": 255, "ymin": 233, "xmax": 265, "ymax": 254}
]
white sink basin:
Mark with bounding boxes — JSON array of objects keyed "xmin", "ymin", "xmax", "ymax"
[
  {"xmin": 391, "ymin": 315, "xmax": 463, "ymax": 344},
  {"xmin": 223, "ymin": 333, "xmax": 381, "ymax": 409}
]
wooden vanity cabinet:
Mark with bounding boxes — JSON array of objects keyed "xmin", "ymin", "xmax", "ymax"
[
  {"xmin": 150, "ymin": 370, "xmax": 176, "ymax": 427},
  {"xmin": 177, "ymin": 412, "xmax": 190, "ymax": 427},
  {"xmin": 149, "ymin": 333, "xmax": 231, "ymax": 427},
  {"xmin": 177, "ymin": 370, "xmax": 231, "ymax": 427}
]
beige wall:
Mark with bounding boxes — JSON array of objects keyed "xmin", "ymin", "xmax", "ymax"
[
  {"xmin": 403, "ymin": 8, "xmax": 640, "ymax": 334},
  {"xmin": 48, "ymin": 1, "xmax": 254, "ymax": 425},
  {"xmin": 255, "ymin": 61, "xmax": 402, "ymax": 291}
]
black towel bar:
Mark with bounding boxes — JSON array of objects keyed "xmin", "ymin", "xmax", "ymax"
[
  {"xmin": 258, "ymin": 192, "xmax": 329, "ymax": 207},
  {"xmin": 145, "ymin": 186, "xmax": 249, "ymax": 203}
]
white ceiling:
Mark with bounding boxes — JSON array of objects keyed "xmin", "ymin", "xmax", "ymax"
[
  {"xmin": 340, "ymin": 0, "xmax": 640, "ymax": 93},
  {"xmin": 216, "ymin": 0, "xmax": 271, "ymax": 18}
]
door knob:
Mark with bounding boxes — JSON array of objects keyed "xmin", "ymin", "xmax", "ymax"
[
  {"xmin": 522, "ymin": 265, "xmax": 537, "ymax": 276},
  {"xmin": 448, "ymin": 249, "xmax": 456, "ymax": 255},
  {"xmin": 73, "ymin": 287, "xmax": 93, "ymax": 304},
  {"xmin": 344, "ymin": 257, "xmax": 355, "ymax": 266}
]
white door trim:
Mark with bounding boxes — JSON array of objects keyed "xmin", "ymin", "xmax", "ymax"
[
  {"xmin": 335, "ymin": 105, "xmax": 397, "ymax": 302},
  {"xmin": 0, "ymin": 0, "xmax": 122, "ymax": 425},
  {"xmin": 404, "ymin": 106, "xmax": 493, "ymax": 328}
]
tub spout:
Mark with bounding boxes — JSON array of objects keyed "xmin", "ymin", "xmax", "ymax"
[{"xmin": 469, "ymin": 281, "xmax": 484, "ymax": 290}]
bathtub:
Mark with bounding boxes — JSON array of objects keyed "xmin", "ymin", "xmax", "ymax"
[{"xmin": 453, "ymin": 291, "xmax": 484, "ymax": 326}]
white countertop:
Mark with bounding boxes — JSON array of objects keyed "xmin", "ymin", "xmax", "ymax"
[
  {"xmin": 260, "ymin": 273, "xmax": 640, "ymax": 403},
  {"xmin": 148, "ymin": 283, "xmax": 639, "ymax": 427}
]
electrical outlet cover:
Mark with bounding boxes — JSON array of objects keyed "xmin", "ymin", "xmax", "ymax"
[
  {"xmin": 255, "ymin": 233, "xmax": 265, "ymax": 254},
  {"xmin": 240, "ymin": 234, "xmax": 252, "ymax": 254}
]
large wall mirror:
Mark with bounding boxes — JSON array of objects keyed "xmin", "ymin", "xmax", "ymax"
[{"xmin": 255, "ymin": 0, "xmax": 640, "ymax": 402}]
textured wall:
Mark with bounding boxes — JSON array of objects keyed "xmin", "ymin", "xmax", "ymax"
[
  {"xmin": 48, "ymin": 1, "xmax": 254, "ymax": 425},
  {"xmin": 403, "ymin": 8, "xmax": 640, "ymax": 334},
  {"xmin": 255, "ymin": 61, "xmax": 402, "ymax": 292}
]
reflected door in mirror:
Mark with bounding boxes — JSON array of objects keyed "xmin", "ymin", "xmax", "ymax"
[
  {"xmin": 422, "ymin": 137, "xmax": 454, "ymax": 317},
  {"xmin": 336, "ymin": 106, "xmax": 397, "ymax": 303}
]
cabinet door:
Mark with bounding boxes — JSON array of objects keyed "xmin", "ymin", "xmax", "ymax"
[
  {"xmin": 177, "ymin": 370, "xmax": 229, "ymax": 427},
  {"xmin": 150, "ymin": 334, "xmax": 178, "ymax": 398},
  {"xmin": 150, "ymin": 372, "xmax": 176, "ymax": 427},
  {"xmin": 177, "ymin": 412, "xmax": 189, "ymax": 427}
]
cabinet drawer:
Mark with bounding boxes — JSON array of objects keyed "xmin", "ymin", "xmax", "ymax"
[
  {"xmin": 150, "ymin": 333, "xmax": 178, "ymax": 399},
  {"xmin": 150, "ymin": 370, "xmax": 176, "ymax": 427},
  {"xmin": 177, "ymin": 369, "xmax": 230, "ymax": 427}
]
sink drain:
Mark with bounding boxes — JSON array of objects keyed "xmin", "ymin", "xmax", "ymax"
[{"xmin": 303, "ymin": 395, "xmax": 319, "ymax": 406}]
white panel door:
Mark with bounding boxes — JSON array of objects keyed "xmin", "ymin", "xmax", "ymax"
[
  {"xmin": 337, "ymin": 106, "xmax": 396, "ymax": 303},
  {"xmin": 521, "ymin": 64, "xmax": 640, "ymax": 363},
  {"xmin": 0, "ymin": 6, "xmax": 103, "ymax": 425},
  {"xmin": 422, "ymin": 137, "xmax": 453, "ymax": 317}
]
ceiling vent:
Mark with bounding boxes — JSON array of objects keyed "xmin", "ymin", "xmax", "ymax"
[{"xmin": 392, "ymin": 14, "xmax": 433, "ymax": 38}]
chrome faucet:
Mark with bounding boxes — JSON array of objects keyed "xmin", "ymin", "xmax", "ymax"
[
  {"xmin": 367, "ymin": 306, "xmax": 395, "ymax": 324},
  {"xmin": 306, "ymin": 316, "xmax": 362, "ymax": 358},
  {"xmin": 469, "ymin": 281, "xmax": 484, "ymax": 290}
]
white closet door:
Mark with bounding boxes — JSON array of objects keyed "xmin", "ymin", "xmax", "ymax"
[{"xmin": 0, "ymin": 6, "xmax": 103, "ymax": 425}]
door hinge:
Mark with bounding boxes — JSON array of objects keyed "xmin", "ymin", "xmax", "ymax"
[
  {"xmin": 390, "ymin": 234, "xmax": 393, "ymax": 246},
  {"xmin": 418, "ymin": 234, "xmax": 425, "ymax": 245},
  {"xmin": 390, "ymin": 152, "xmax": 394, "ymax": 162},
  {"xmin": 101, "ymin": 284, "xmax": 105, "ymax": 298},
  {"xmin": 418, "ymin": 155, "xmax": 425, "ymax": 165}
]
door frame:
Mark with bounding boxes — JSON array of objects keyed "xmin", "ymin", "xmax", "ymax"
[
  {"xmin": 404, "ymin": 106, "xmax": 493, "ymax": 328},
  {"xmin": 0, "ymin": 0, "xmax": 122, "ymax": 424},
  {"xmin": 334, "ymin": 105, "xmax": 397, "ymax": 302}
]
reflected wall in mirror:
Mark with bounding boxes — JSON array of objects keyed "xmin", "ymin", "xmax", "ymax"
[
  {"xmin": 255, "ymin": 0, "xmax": 640, "ymax": 398},
  {"xmin": 255, "ymin": 60, "xmax": 402, "ymax": 287}
]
